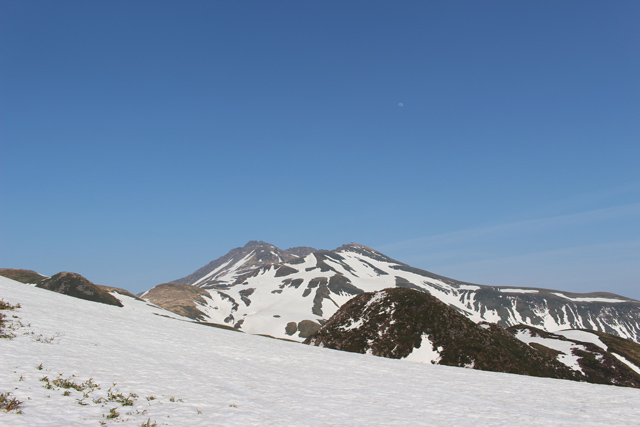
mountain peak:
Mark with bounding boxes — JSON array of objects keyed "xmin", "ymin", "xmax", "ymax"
[
  {"xmin": 243, "ymin": 240, "xmax": 277, "ymax": 249},
  {"xmin": 336, "ymin": 242, "xmax": 373, "ymax": 251},
  {"xmin": 285, "ymin": 246, "xmax": 317, "ymax": 257}
]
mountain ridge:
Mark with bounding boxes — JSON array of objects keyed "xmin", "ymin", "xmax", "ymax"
[{"xmin": 143, "ymin": 241, "xmax": 640, "ymax": 343}]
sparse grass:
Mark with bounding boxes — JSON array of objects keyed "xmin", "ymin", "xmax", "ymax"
[
  {"xmin": 33, "ymin": 367, "xmax": 181, "ymax": 421},
  {"xmin": 0, "ymin": 299, "xmax": 21, "ymax": 339},
  {"xmin": 0, "ymin": 300, "xmax": 21, "ymax": 310},
  {"xmin": 40, "ymin": 374, "xmax": 101, "ymax": 394},
  {"xmin": 141, "ymin": 419, "xmax": 158, "ymax": 427},
  {"xmin": 0, "ymin": 391, "xmax": 23, "ymax": 413},
  {"xmin": 30, "ymin": 331, "xmax": 64, "ymax": 344}
]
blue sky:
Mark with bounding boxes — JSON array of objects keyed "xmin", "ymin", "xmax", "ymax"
[{"xmin": 2, "ymin": 1, "xmax": 639, "ymax": 298}]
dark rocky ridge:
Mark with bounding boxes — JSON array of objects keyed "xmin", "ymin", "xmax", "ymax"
[
  {"xmin": 305, "ymin": 288, "xmax": 640, "ymax": 388},
  {"xmin": 305, "ymin": 288, "xmax": 577, "ymax": 379},
  {"xmin": 37, "ymin": 272, "xmax": 124, "ymax": 307}
]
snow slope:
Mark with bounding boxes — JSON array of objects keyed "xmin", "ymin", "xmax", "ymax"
[{"xmin": 2, "ymin": 277, "xmax": 640, "ymax": 426}]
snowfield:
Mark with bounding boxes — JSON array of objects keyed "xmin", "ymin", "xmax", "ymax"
[{"xmin": 1, "ymin": 277, "xmax": 639, "ymax": 426}]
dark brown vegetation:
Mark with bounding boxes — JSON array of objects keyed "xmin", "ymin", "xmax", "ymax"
[
  {"xmin": 306, "ymin": 287, "xmax": 640, "ymax": 387},
  {"xmin": 0, "ymin": 268, "xmax": 45, "ymax": 284},
  {"xmin": 37, "ymin": 272, "xmax": 124, "ymax": 307}
]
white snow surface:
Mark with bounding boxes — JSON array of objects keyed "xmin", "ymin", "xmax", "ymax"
[
  {"xmin": 551, "ymin": 293, "xmax": 626, "ymax": 303},
  {"xmin": 612, "ymin": 353, "xmax": 640, "ymax": 376},
  {"xmin": 555, "ymin": 330, "xmax": 607, "ymax": 350},
  {"xmin": 497, "ymin": 288, "xmax": 539, "ymax": 294},
  {"xmin": 4, "ymin": 277, "xmax": 640, "ymax": 426}
]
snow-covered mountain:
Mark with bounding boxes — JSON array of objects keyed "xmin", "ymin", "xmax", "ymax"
[
  {"xmin": 3, "ymin": 276, "xmax": 640, "ymax": 426},
  {"xmin": 171, "ymin": 241, "xmax": 315, "ymax": 288},
  {"xmin": 144, "ymin": 241, "xmax": 640, "ymax": 343}
]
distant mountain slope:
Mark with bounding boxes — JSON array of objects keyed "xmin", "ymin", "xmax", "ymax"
[
  {"xmin": 305, "ymin": 287, "xmax": 640, "ymax": 388},
  {"xmin": 146, "ymin": 241, "xmax": 640, "ymax": 343},
  {"xmin": 142, "ymin": 283, "xmax": 214, "ymax": 321},
  {"xmin": 0, "ymin": 268, "xmax": 47, "ymax": 284}
]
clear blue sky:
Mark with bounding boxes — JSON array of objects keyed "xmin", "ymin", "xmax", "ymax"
[{"xmin": 2, "ymin": 1, "xmax": 639, "ymax": 298}]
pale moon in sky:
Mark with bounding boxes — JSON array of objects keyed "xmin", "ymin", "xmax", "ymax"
[{"xmin": 398, "ymin": 102, "xmax": 404, "ymax": 107}]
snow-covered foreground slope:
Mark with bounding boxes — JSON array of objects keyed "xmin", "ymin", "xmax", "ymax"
[{"xmin": 2, "ymin": 277, "xmax": 639, "ymax": 426}]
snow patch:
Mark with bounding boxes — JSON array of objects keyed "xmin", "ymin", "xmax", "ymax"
[
  {"xmin": 457, "ymin": 285, "xmax": 481, "ymax": 291},
  {"xmin": 363, "ymin": 291, "xmax": 387, "ymax": 311},
  {"xmin": 340, "ymin": 317, "xmax": 365, "ymax": 331},
  {"xmin": 404, "ymin": 334, "xmax": 442, "ymax": 364},
  {"xmin": 497, "ymin": 288, "xmax": 539, "ymax": 294},
  {"xmin": 611, "ymin": 353, "xmax": 640, "ymax": 376},
  {"xmin": 555, "ymin": 330, "xmax": 607, "ymax": 350},
  {"xmin": 515, "ymin": 330, "xmax": 586, "ymax": 374},
  {"xmin": 552, "ymin": 293, "xmax": 626, "ymax": 303}
]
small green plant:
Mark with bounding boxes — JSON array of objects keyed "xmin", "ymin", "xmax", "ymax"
[
  {"xmin": 40, "ymin": 376, "xmax": 52, "ymax": 389},
  {"xmin": 37, "ymin": 363, "xmax": 43, "ymax": 371},
  {"xmin": 105, "ymin": 407, "xmax": 119, "ymax": 419},
  {"xmin": 141, "ymin": 419, "xmax": 158, "ymax": 427},
  {"xmin": 0, "ymin": 391, "xmax": 23, "ymax": 413},
  {"xmin": 169, "ymin": 396, "xmax": 183, "ymax": 403},
  {"xmin": 104, "ymin": 385, "xmax": 138, "ymax": 406}
]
